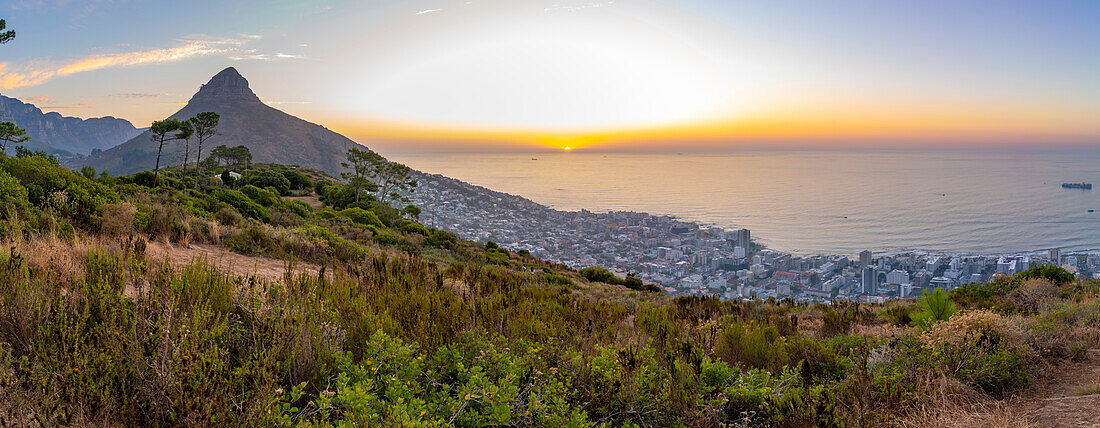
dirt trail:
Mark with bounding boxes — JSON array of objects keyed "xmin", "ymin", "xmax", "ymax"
[
  {"xmin": 1014, "ymin": 349, "xmax": 1100, "ymax": 427},
  {"xmin": 146, "ymin": 241, "xmax": 320, "ymax": 281}
]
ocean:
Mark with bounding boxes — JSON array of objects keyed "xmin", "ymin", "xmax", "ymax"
[{"xmin": 383, "ymin": 147, "xmax": 1100, "ymax": 256}]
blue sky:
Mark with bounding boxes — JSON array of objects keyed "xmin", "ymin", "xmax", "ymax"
[{"xmin": 2, "ymin": 0, "xmax": 1098, "ymax": 149}]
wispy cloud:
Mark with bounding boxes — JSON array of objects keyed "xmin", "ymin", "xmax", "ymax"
[
  {"xmin": 543, "ymin": 1, "xmax": 614, "ymax": 12},
  {"xmin": 18, "ymin": 95, "xmax": 55, "ymax": 104},
  {"xmin": 416, "ymin": 8, "xmax": 443, "ymax": 15},
  {"xmin": 0, "ymin": 35, "xmax": 301, "ymax": 90},
  {"xmin": 41, "ymin": 103, "xmax": 94, "ymax": 110},
  {"xmin": 111, "ymin": 93, "xmax": 170, "ymax": 98}
]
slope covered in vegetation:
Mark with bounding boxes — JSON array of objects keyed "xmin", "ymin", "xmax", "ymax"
[{"xmin": 0, "ymin": 152, "xmax": 1098, "ymax": 427}]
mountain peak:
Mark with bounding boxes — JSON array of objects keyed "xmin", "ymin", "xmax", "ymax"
[{"xmin": 189, "ymin": 66, "xmax": 261, "ymax": 104}]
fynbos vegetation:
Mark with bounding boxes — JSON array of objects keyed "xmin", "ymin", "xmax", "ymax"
[{"xmin": 0, "ymin": 145, "xmax": 1097, "ymax": 426}]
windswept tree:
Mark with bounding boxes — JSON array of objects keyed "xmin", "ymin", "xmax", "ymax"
[
  {"xmin": 208, "ymin": 144, "xmax": 251, "ymax": 168},
  {"xmin": 341, "ymin": 147, "xmax": 382, "ymax": 203},
  {"xmin": 175, "ymin": 121, "xmax": 194, "ymax": 189},
  {"xmin": 0, "ymin": 19, "xmax": 15, "ymax": 45},
  {"xmin": 373, "ymin": 160, "xmax": 417, "ymax": 204},
  {"xmin": 0, "ymin": 122, "xmax": 29, "ymax": 153},
  {"xmin": 150, "ymin": 119, "xmax": 184, "ymax": 187},
  {"xmin": 188, "ymin": 111, "xmax": 220, "ymax": 189}
]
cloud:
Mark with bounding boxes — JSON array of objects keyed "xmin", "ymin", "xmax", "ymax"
[
  {"xmin": 543, "ymin": 1, "xmax": 614, "ymax": 12},
  {"xmin": 416, "ymin": 8, "xmax": 443, "ymax": 15},
  {"xmin": 41, "ymin": 103, "xmax": 94, "ymax": 110},
  {"xmin": 0, "ymin": 35, "xmax": 301, "ymax": 90},
  {"xmin": 111, "ymin": 93, "xmax": 170, "ymax": 98},
  {"xmin": 18, "ymin": 95, "xmax": 55, "ymax": 104}
]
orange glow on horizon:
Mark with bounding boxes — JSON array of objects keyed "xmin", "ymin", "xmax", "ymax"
[{"xmin": 323, "ymin": 105, "xmax": 1100, "ymax": 151}]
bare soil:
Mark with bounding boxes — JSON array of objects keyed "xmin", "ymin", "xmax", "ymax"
[
  {"xmin": 1014, "ymin": 349, "xmax": 1100, "ymax": 427},
  {"xmin": 146, "ymin": 240, "xmax": 320, "ymax": 280}
]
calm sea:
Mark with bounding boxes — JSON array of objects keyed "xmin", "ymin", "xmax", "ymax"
[{"xmin": 383, "ymin": 147, "xmax": 1100, "ymax": 256}]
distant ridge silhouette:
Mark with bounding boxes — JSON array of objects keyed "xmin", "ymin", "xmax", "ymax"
[{"xmin": 71, "ymin": 67, "xmax": 359, "ymax": 176}]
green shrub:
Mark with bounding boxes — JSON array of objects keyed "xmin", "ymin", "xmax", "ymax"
[
  {"xmin": 373, "ymin": 233, "xmax": 401, "ymax": 246},
  {"xmin": 1017, "ymin": 265, "xmax": 1075, "ymax": 284},
  {"xmin": 424, "ymin": 230, "xmax": 458, "ymax": 249},
  {"xmin": 209, "ymin": 189, "xmax": 269, "ymax": 222},
  {"xmin": 916, "ymin": 288, "xmax": 956, "ymax": 324},
  {"xmin": 395, "ymin": 219, "xmax": 428, "ymax": 235},
  {"xmin": 0, "ymin": 169, "xmax": 30, "ymax": 217},
  {"xmin": 340, "ymin": 207, "xmax": 384, "ymax": 228},
  {"xmin": 243, "ymin": 168, "xmax": 292, "ymax": 195},
  {"xmin": 240, "ymin": 184, "xmax": 280, "ymax": 207},
  {"xmin": 1, "ymin": 155, "xmax": 119, "ymax": 228}
]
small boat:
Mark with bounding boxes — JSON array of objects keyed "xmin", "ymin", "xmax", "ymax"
[
  {"xmin": 1090, "ymin": 209, "xmax": 1096, "ymax": 213},
  {"xmin": 1062, "ymin": 182, "xmax": 1092, "ymax": 189},
  {"xmin": 531, "ymin": 158, "xmax": 538, "ymax": 160}
]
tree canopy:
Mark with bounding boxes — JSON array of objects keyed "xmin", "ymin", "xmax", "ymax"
[
  {"xmin": 0, "ymin": 19, "xmax": 14, "ymax": 45},
  {"xmin": 0, "ymin": 122, "xmax": 29, "ymax": 153}
]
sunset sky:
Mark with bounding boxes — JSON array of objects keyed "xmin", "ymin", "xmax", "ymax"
[{"xmin": 2, "ymin": 0, "xmax": 1098, "ymax": 151}]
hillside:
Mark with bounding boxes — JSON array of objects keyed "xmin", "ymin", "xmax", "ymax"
[
  {"xmin": 1, "ymin": 153, "xmax": 1099, "ymax": 426},
  {"xmin": 0, "ymin": 95, "xmax": 142, "ymax": 158},
  {"xmin": 69, "ymin": 67, "xmax": 356, "ymax": 176}
]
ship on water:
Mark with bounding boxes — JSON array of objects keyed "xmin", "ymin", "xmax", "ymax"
[{"xmin": 1062, "ymin": 182, "xmax": 1092, "ymax": 189}]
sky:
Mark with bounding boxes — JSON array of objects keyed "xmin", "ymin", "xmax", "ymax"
[{"xmin": 1, "ymin": 0, "xmax": 1098, "ymax": 152}]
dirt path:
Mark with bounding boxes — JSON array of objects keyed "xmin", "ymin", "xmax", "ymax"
[
  {"xmin": 146, "ymin": 241, "xmax": 320, "ymax": 281},
  {"xmin": 1014, "ymin": 349, "xmax": 1100, "ymax": 427}
]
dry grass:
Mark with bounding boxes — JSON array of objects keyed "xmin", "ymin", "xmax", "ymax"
[
  {"xmin": 1072, "ymin": 384, "xmax": 1100, "ymax": 397},
  {"xmin": 891, "ymin": 376, "xmax": 1030, "ymax": 428},
  {"xmin": 892, "ymin": 399, "xmax": 1030, "ymax": 428}
]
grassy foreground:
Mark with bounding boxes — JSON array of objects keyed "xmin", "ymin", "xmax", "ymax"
[{"xmin": 1, "ymin": 153, "xmax": 1098, "ymax": 427}]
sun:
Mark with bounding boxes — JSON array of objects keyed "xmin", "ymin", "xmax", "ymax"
[{"xmin": 563, "ymin": 146, "xmax": 572, "ymax": 151}]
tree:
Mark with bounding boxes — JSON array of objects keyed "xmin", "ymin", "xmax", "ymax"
[
  {"xmin": 149, "ymin": 119, "xmax": 184, "ymax": 187},
  {"xmin": 175, "ymin": 121, "xmax": 194, "ymax": 189},
  {"xmin": 403, "ymin": 204, "xmax": 421, "ymax": 220},
  {"xmin": 0, "ymin": 19, "xmax": 14, "ymax": 45},
  {"xmin": 341, "ymin": 147, "xmax": 382, "ymax": 203},
  {"xmin": 0, "ymin": 122, "xmax": 29, "ymax": 153},
  {"xmin": 208, "ymin": 144, "xmax": 251, "ymax": 168},
  {"xmin": 372, "ymin": 160, "xmax": 417, "ymax": 205},
  {"xmin": 188, "ymin": 112, "xmax": 220, "ymax": 189},
  {"xmin": 920, "ymin": 287, "xmax": 955, "ymax": 322}
]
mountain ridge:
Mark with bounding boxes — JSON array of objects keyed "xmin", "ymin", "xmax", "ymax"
[
  {"xmin": 69, "ymin": 67, "xmax": 358, "ymax": 176},
  {"xmin": 0, "ymin": 95, "xmax": 142, "ymax": 158}
]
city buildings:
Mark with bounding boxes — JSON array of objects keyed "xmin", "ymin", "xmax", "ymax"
[{"xmin": 408, "ymin": 172, "xmax": 1093, "ymax": 304}]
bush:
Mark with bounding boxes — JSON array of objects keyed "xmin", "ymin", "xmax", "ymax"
[
  {"xmin": 280, "ymin": 170, "xmax": 312, "ymax": 192},
  {"xmin": 340, "ymin": 207, "xmax": 384, "ymax": 228},
  {"xmin": 285, "ymin": 199, "xmax": 313, "ymax": 218},
  {"xmin": 579, "ymin": 267, "xmax": 617, "ymax": 283},
  {"xmin": 240, "ymin": 184, "xmax": 280, "ymax": 207},
  {"xmin": 395, "ymin": 219, "xmax": 428, "ymax": 235},
  {"xmin": 1017, "ymin": 265, "xmax": 1075, "ymax": 284},
  {"xmin": 214, "ymin": 204, "xmax": 244, "ymax": 226},
  {"xmin": 243, "ymin": 168, "xmax": 292, "ymax": 195},
  {"xmin": 373, "ymin": 233, "xmax": 401, "ymax": 246},
  {"xmin": 884, "ymin": 304, "xmax": 913, "ymax": 326},
  {"xmin": 0, "ymin": 169, "xmax": 30, "ymax": 217},
  {"xmin": 916, "ymin": 288, "xmax": 956, "ymax": 324},
  {"xmin": 424, "ymin": 230, "xmax": 458, "ymax": 249},
  {"xmin": 209, "ymin": 189, "xmax": 269, "ymax": 222},
  {"xmin": 919, "ymin": 310, "xmax": 1032, "ymax": 395},
  {"xmin": 2, "ymin": 155, "xmax": 119, "ymax": 228}
]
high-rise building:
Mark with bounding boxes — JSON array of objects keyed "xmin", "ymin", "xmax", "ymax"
[
  {"xmin": 861, "ymin": 267, "xmax": 878, "ymax": 295},
  {"xmin": 735, "ymin": 229, "xmax": 751, "ymax": 251},
  {"xmin": 859, "ymin": 250, "xmax": 872, "ymax": 269},
  {"xmin": 1049, "ymin": 248, "xmax": 1061, "ymax": 265},
  {"xmin": 886, "ymin": 269, "xmax": 910, "ymax": 285}
]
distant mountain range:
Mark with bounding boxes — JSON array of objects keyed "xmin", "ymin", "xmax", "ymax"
[
  {"xmin": 0, "ymin": 95, "xmax": 142, "ymax": 158},
  {"xmin": 71, "ymin": 67, "xmax": 357, "ymax": 176}
]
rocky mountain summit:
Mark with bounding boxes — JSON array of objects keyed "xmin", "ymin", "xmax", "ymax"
[{"xmin": 70, "ymin": 67, "xmax": 358, "ymax": 176}]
